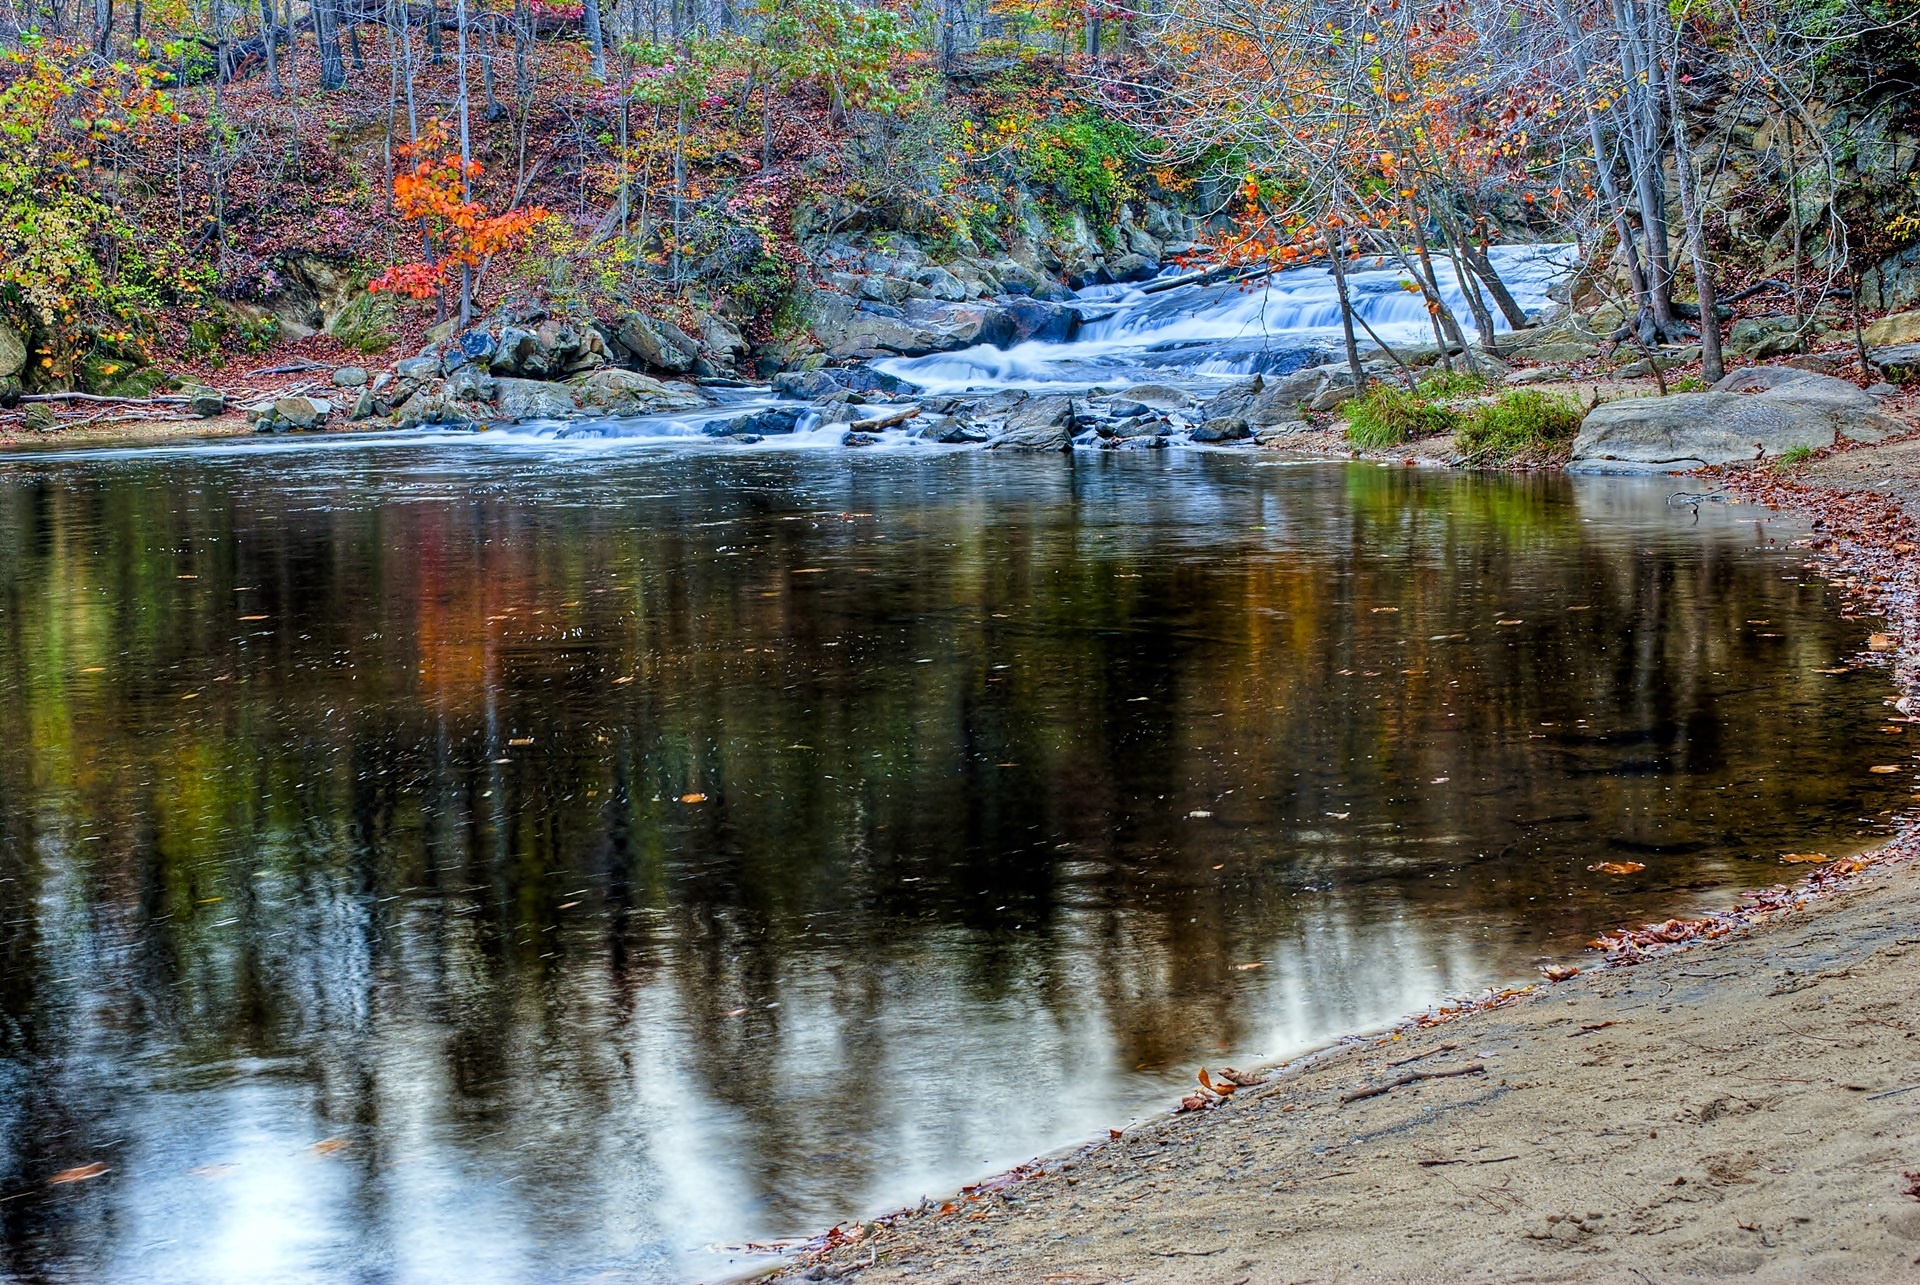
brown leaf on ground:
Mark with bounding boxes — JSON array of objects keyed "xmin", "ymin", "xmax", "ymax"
[
  {"xmin": 1176, "ymin": 1093, "xmax": 1215, "ymax": 1113},
  {"xmin": 48, "ymin": 1163, "xmax": 108, "ymax": 1185},
  {"xmin": 1219, "ymin": 1067, "xmax": 1268, "ymax": 1087},
  {"xmin": 1542, "ymin": 964, "xmax": 1581, "ymax": 982},
  {"xmin": 1903, "ymin": 1172, "xmax": 1920, "ymax": 1200},
  {"xmin": 1198, "ymin": 1068, "xmax": 1235, "ymax": 1096},
  {"xmin": 1587, "ymin": 861, "xmax": 1646, "ymax": 875}
]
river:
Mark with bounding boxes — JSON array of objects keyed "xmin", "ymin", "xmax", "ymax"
[{"xmin": 0, "ymin": 252, "xmax": 1905, "ymax": 1283}]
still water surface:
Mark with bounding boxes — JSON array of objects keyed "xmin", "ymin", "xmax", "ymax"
[{"xmin": 0, "ymin": 446, "xmax": 1901, "ymax": 1282}]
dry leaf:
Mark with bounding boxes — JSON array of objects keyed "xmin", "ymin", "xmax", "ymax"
[
  {"xmin": 1779, "ymin": 853, "xmax": 1831, "ymax": 864},
  {"xmin": 1197, "ymin": 1068, "xmax": 1235, "ymax": 1096},
  {"xmin": 1869, "ymin": 634, "xmax": 1898, "ymax": 651},
  {"xmin": 1108, "ymin": 1128, "xmax": 1124, "ymax": 1140},
  {"xmin": 1586, "ymin": 861, "xmax": 1646, "ymax": 875},
  {"xmin": 507, "ymin": 737, "xmax": 534, "ymax": 747},
  {"xmin": 1219, "ymin": 1067, "xmax": 1268, "ymax": 1087},
  {"xmin": 1234, "ymin": 961, "xmax": 1264, "ymax": 971},
  {"xmin": 680, "ymin": 793, "xmax": 707, "ymax": 803},
  {"xmin": 1542, "ymin": 964, "xmax": 1580, "ymax": 982},
  {"xmin": 1176, "ymin": 1093, "xmax": 1214, "ymax": 1113},
  {"xmin": 309, "ymin": 1138, "xmax": 350, "ymax": 1155},
  {"xmin": 724, "ymin": 1007, "xmax": 748, "ymax": 1017},
  {"xmin": 48, "ymin": 1163, "xmax": 108, "ymax": 1185},
  {"xmin": 1869, "ymin": 765, "xmax": 1900, "ymax": 774}
]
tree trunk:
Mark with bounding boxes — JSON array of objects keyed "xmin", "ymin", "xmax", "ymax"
[
  {"xmin": 258, "ymin": 0, "xmax": 282, "ymax": 95},
  {"xmin": 584, "ymin": 0, "xmax": 606, "ymax": 80},
  {"xmin": 1324, "ymin": 224, "xmax": 1368, "ymax": 392},
  {"xmin": 1660, "ymin": 15, "xmax": 1724, "ymax": 382},
  {"xmin": 348, "ymin": 11, "xmax": 365, "ymax": 72},
  {"xmin": 456, "ymin": 0, "xmax": 473, "ymax": 326},
  {"xmin": 316, "ymin": 0, "xmax": 347, "ymax": 89}
]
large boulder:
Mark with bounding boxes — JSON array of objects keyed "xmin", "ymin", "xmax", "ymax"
[
  {"xmin": 1569, "ymin": 393, "xmax": 1832, "ymax": 472},
  {"xmin": 615, "ymin": 312, "xmax": 700, "ymax": 373},
  {"xmin": 273, "ymin": 395, "xmax": 330, "ymax": 428},
  {"xmin": 1865, "ymin": 310, "xmax": 1920, "ymax": 348},
  {"xmin": 566, "ymin": 368, "xmax": 708, "ymax": 414},
  {"xmin": 1872, "ymin": 342, "xmax": 1920, "ymax": 382},
  {"xmin": 988, "ymin": 395, "xmax": 1075, "ymax": 452},
  {"xmin": 493, "ymin": 377, "xmax": 579, "ymax": 421},
  {"xmin": 1710, "ymin": 367, "xmax": 1898, "ymax": 442},
  {"xmin": 1723, "ymin": 315, "xmax": 1802, "ymax": 359},
  {"xmin": 0, "ymin": 322, "xmax": 28, "ymax": 379},
  {"xmin": 807, "ymin": 291, "xmax": 1019, "ymax": 359},
  {"xmin": 1001, "ymin": 298, "xmax": 1077, "ymax": 345},
  {"xmin": 700, "ymin": 314, "xmax": 750, "ymax": 373}
]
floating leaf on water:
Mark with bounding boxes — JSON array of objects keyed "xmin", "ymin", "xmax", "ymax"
[
  {"xmin": 309, "ymin": 1138, "xmax": 350, "ymax": 1155},
  {"xmin": 724, "ymin": 1007, "xmax": 748, "ymax": 1017},
  {"xmin": 1869, "ymin": 765, "xmax": 1900, "ymax": 774},
  {"xmin": 1586, "ymin": 861, "xmax": 1646, "ymax": 875},
  {"xmin": 1779, "ymin": 852, "xmax": 1831, "ymax": 864},
  {"xmin": 680, "ymin": 793, "xmax": 707, "ymax": 803},
  {"xmin": 507, "ymin": 737, "xmax": 534, "ymax": 746},
  {"xmin": 1869, "ymin": 633, "xmax": 1898, "ymax": 651},
  {"xmin": 1234, "ymin": 961, "xmax": 1264, "ymax": 971},
  {"xmin": 48, "ymin": 1163, "xmax": 108, "ymax": 1185},
  {"xmin": 1496, "ymin": 619, "xmax": 1524, "ymax": 626},
  {"xmin": 1188, "ymin": 809, "xmax": 1212, "ymax": 818}
]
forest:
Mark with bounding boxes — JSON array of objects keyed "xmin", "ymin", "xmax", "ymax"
[{"xmin": 0, "ymin": 0, "xmax": 1915, "ymax": 423}]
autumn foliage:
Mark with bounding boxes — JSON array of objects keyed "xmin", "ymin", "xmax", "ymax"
[{"xmin": 369, "ymin": 122, "xmax": 549, "ymax": 300}]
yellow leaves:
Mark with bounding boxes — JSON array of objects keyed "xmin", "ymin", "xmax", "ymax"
[
  {"xmin": 1586, "ymin": 861, "xmax": 1646, "ymax": 875},
  {"xmin": 49, "ymin": 1163, "xmax": 109, "ymax": 1185},
  {"xmin": 1778, "ymin": 853, "xmax": 1831, "ymax": 864}
]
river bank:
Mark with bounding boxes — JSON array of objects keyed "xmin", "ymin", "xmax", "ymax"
[{"xmin": 752, "ymin": 434, "xmax": 1920, "ymax": 1285}]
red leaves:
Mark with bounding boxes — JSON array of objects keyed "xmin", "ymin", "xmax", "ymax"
[{"xmin": 368, "ymin": 121, "xmax": 549, "ymax": 299}]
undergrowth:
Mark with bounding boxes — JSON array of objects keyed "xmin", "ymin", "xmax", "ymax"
[
  {"xmin": 1457, "ymin": 390, "xmax": 1585, "ymax": 461},
  {"xmin": 1343, "ymin": 384, "xmax": 1461, "ymax": 447},
  {"xmin": 1415, "ymin": 368, "xmax": 1492, "ymax": 398}
]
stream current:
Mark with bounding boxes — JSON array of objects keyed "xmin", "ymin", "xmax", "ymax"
[{"xmin": 0, "ymin": 247, "xmax": 1907, "ymax": 1283}]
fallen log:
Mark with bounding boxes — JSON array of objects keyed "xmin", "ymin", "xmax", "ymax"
[{"xmin": 20, "ymin": 392, "xmax": 190, "ymax": 406}]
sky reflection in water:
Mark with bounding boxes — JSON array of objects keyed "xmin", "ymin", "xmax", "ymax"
[{"xmin": 0, "ymin": 447, "xmax": 1901, "ymax": 1282}]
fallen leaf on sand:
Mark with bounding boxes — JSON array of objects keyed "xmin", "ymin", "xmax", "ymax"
[
  {"xmin": 309, "ymin": 1138, "xmax": 350, "ymax": 1155},
  {"xmin": 1587, "ymin": 861, "xmax": 1646, "ymax": 875},
  {"xmin": 1176, "ymin": 1093, "xmax": 1215, "ymax": 1114},
  {"xmin": 680, "ymin": 793, "xmax": 708, "ymax": 803},
  {"xmin": 48, "ymin": 1163, "xmax": 107, "ymax": 1185},
  {"xmin": 1219, "ymin": 1067, "xmax": 1268, "ymax": 1087},
  {"xmin": 1779, "ymin": 853, "xmax": 1831, "ymax": 864},
  {"xmin": 1108, "ymin": 1128, "xmax": 1124, "ymax": 1140},
  {"xmin": 1198, "ymin": 1068, "xmax": 1235, "ymax": 1096},
  {"xmin": 1542, "ymin": 964, "xmax": 1581, "ymax": 982}
]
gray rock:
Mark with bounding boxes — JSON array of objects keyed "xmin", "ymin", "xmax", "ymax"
[
  {"xmin": 1725, "ymin": 316, "xmax": 1803, "ymax": 359},
  {"xmin": 567, "ymin": 368, "xmax": 709, "ymax": 414},
  {"xmin": 973, "ymin": 388, "xmax": 1031, "ymax": 415},
  {"xmin": 332, "ymin": 367, "xmax": 367, "ymax": 388},
  {"xmin": 1711, "ymin": 367, "xmax": 1899, "ymax": 441},
  {"xmin": 1108, "ymin": 415, "xmax": 1170, "ymax": 439},
  {"xmin": 0, "ymin": 321, "xmax": 26, "ymax": 379},
  {"xmin": 490, "ymin": 327, "xmax": 543, "ymax": 377},
  {"xmin": 1308, "ymin": 384, "xmax": 1356, "ymax": 412},
  {"xmin": 445, "ymin": 365, "xmax": 497, "ymax": 403},
  {"xmin": 1191, "ymin": 417, "xmax": 1252, "ymax": 443},
  {"xmin": 1101, "ymin": 253, "xmax": 1156, "ymax": 283},
  {"xmin": 700, "ymin": 315, "xmax": 750, "ymax": 371},
  {"xmin": 1868, "ymin": 382, "xmax": 1901, "ymax": 398},
  {"xmin": 616, "ymin": 312, "xmax": 700, "ymax": 373},
  {"xmin": 1115, "ymin": 384, "xmax": 1195, "ymax": 411},
  {"xmin": 1252, "ymin": 420, "xmax": 1311, "ymax": 445},
  {"xmin": 915, "ymin": 267, "xmax": 969, "ymax": 302},
  {"xmin": 186, "ymin": 388, "xmax": 227, "ymax": 418},
  {"xmin": 990, "ymin": 422, "xmax": 1074, "ymax": 452},
  {"xmin": 925, "ymin": 416, "xmax": 991, "ymax": 444},
  {"xmin": 1872, "ymin": 342, "xmax": 1920, "ymax": 382},
  {"xmin": 710, "ymin": 407, "xmax": 809, "ymax": 437},
  {"xmin": 1001, "ymin": 299, "xmax": 1077, "ymax": 344},
  {"xmin": 859, "ymin": 275, "xmax": 916, "ymax": 305},
  {"xmin": 1505, "ymin": 366, "xmax": 1565, "ymax": 385},
  {"xmin": 396, "ymin": 356, "xmax": 440, "ymax": 381},
  {"xmin": 23, "ymin": 403, "xmax": 57, "ymax": 433},
  {"xmin": 990, "ymin": 395, "xmax": 1075, "ymax": 452},
  {"xmin": 492, "ymin": 377, "xmax": 579, "ymax": 421},
  {"xmin": 273, "ymin": 395, "xmax": 329, "ymax": 428},
  {"xmin": 1508, "ymin": 340, "xmax": 1600, "ymax": 364},
  {"xmin": 451, "ymin": 328, "xmax": 496, "ymax": 370},
  {"xmin": 350, "ymin": 388, "xmax": 388, "ymax": 420},
  {"xmin": 1569, "ymin": 392, "xmax": 1835, "ymax": 472}
]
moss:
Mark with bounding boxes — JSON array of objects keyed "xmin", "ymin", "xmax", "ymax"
[
  {"xmin": 1342, "ymin": 384, "xmax": 1461, "ymax": 447},
  {"xmin": 1457, "ymin": 390, "xmax": 1585, "ymax": 462},
  {"xmin": 324, "ymin": 291, "xmax": 399, "ymax": 354}
]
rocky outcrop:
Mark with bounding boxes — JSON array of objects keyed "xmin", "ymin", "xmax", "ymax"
[{"xmin": 1568, "ymin": 370, "xmax": 1896, "ymax": 472}]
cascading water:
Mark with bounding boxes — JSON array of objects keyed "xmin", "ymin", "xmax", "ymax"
[{"xmin": 875, "ymin": 243, "xmax": 1575, "ymax": 395}]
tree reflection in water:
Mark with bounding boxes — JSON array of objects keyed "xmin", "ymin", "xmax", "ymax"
[{"xmin": 0, "ymin": 448, "xmax": 1898, "ymax": 1282}]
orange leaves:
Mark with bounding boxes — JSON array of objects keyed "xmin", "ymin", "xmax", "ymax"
[
  {"xmin": 369, "ymin": 120, "xmax": 550, "ymax": 299},
  {"xmin": 1586, "ymin": 861, "xmax": 1646, "ymax": 875}
]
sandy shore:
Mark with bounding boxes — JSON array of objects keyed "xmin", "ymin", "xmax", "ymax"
[{"xmin": 762, "ymin": 430, "xmax": 1920, "ymax": 1285}]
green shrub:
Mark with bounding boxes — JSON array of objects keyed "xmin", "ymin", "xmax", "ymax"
[
  {"xmin": 1774, "ymin": 444, "xmax": 1814, "ymax": 468},
  {"xmin": 1343, "ymin": 383, "xmax": 1461, "ymax": 447},
  {"xmin": 1415, "ymin": 367, "xmax": 1491, "ymax": 398},
  {"xmin": 1457, "ymin": 390, "xmax": 1585, "ymax": 461},
  {"xmin": 1669, "ymin": 374, "xmax": 1708, "ymax": 393}
]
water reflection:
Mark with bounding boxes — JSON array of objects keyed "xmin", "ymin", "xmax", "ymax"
[{"xmin": 0, "ymin": 449, "xmax": 1900, "ymax": 1282}]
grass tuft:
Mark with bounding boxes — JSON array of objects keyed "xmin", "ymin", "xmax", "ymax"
[
  {"xmin": 1456, "ymin": 390, "xmax": 1585, "ymax": 461},
  {"xmin": 1415, "ymin": 368, "xmax": 1493, "ymax": 398},
  {"xmin": 1342, "ymin": 384, "xmax": 1461, "ymax": 447}
]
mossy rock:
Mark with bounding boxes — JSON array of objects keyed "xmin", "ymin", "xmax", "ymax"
[
  {"xmin": 324, "ymin": 291, "xmax": 400, "ymax": 354},
  {"xmin": 77, "ymin": 355, "xmax": 167, "ymax": 397}
]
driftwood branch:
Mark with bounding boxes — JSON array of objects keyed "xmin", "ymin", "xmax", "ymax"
[
  {"xmin": 20, "ymin": 392, "xmax": 191, "ymax": 406},
  {"xmin": 1339, "ymin": 1062, "xmax": 1486, "ymax": 1104}
]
